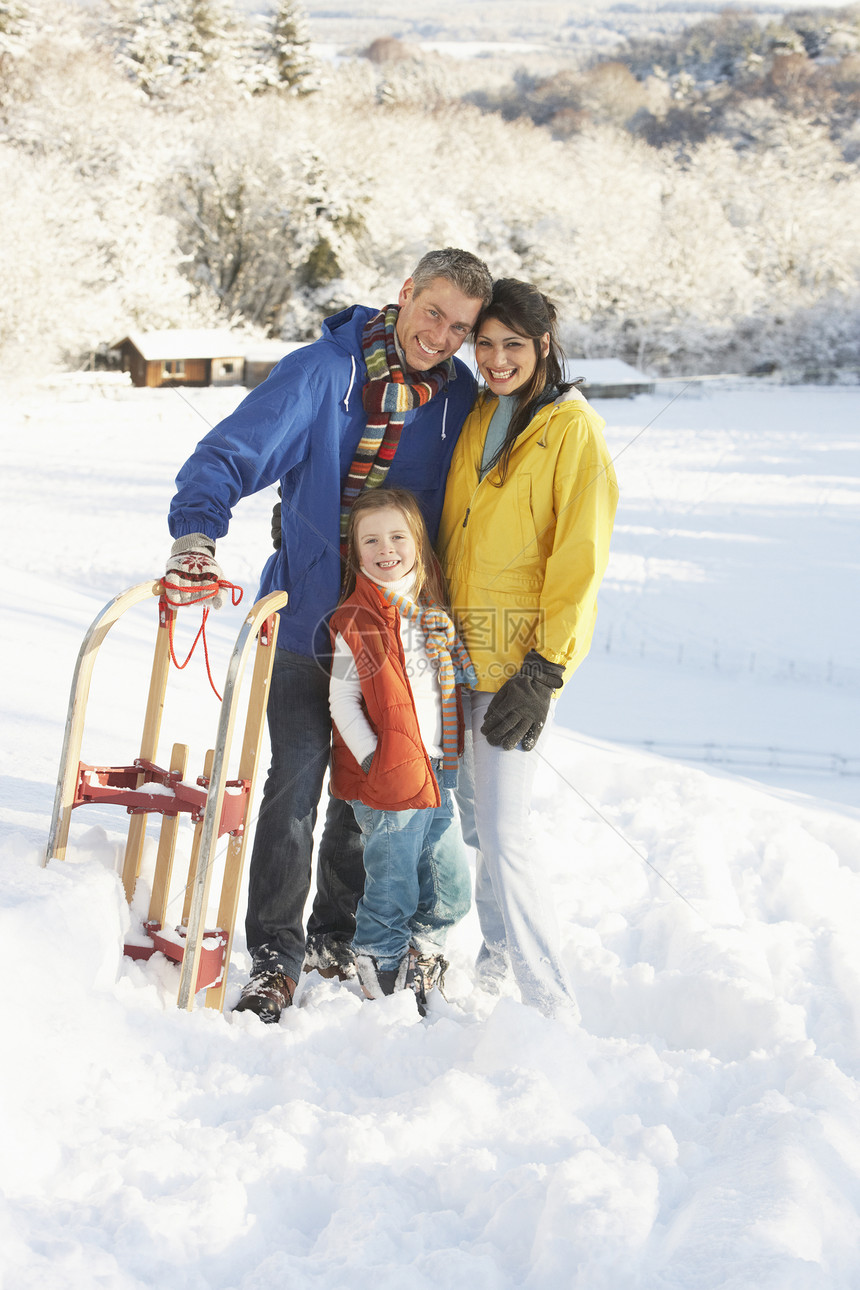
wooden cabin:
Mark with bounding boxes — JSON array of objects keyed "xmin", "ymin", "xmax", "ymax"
[
  {"xmin": 244, "ymin": 341, "xmax": 308, "ymax": 390},
  {"xmin": 459, "ymin": 347, "xmax": 653, "ymax": 399},
  {"xmin": 564, "ymin": 359, "xmax": 654, "ymax": 398},
  {"xmin": 114, "ymin": 331, "xmax": 247, "ymax": 389}
]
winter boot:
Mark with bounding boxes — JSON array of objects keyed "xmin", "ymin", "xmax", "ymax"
[
  {"xmin": 232, "ymin": 971, "xmax": 296, "ymax": 1024},
  {"xmin": 409, "ymin": 951, "xmax": 449, "ymax": 1017},
  {"xmin": 302, "ymin": 933, "xmax": 356, "ymax": 981},
  {"xmin": 475, "ymin": 941, "xmax": 510, "ymax": 995},
  {"xmin": 355, "ymin": 953, "xmax": 415, "ymax": 1002}
]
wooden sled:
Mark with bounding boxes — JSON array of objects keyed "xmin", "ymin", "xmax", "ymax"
[{"xmin": 44, "ymin": 582, "xmax": 288, "ymax": 1011}]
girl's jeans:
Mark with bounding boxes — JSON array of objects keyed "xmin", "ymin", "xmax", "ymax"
[
  {"xmin": 455, "ymin": 689, "xmax": 580, "ymax": 1020},
  {"xmin": 350, "ymin": 783, "xmax": 471, "ymax": 970}
]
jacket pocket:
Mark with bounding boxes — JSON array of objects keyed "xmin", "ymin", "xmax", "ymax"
[
  {"xmin": 516, "ymin": 473, "xmax": 539, "ymax": 563},
  {"xmin": 472, "ymin": 473, "xmax": 544, "ymax": 588}
]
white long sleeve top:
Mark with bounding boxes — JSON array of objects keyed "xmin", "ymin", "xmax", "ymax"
[{"xmin": 329, "ymin": 570, "xmax": 444, "ymax": 765}]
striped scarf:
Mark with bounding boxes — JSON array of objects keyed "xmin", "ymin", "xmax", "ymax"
[
  {"xmin": 379, "ymin": 585, "xmax": 477, "ymax": 776},
  {"xmin": 339, "ymin": 305, "xmax": 452, "ymax": 556}
]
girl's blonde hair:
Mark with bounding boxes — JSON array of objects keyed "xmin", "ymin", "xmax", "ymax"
[{"xmin": 341, "ymin": 487, "xmax": 448, "ymax": 606}]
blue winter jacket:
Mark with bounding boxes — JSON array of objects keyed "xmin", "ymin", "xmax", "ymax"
[{"xmin": 168, "ymin": 305, "xmax": 477, "ymax": 659}]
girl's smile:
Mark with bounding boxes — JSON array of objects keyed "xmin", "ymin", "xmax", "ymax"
[{"xmin": 356, "ymin": 506, "xmax": 417, "ymax": 583}]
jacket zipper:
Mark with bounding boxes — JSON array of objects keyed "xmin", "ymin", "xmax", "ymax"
[{"xmin": 458, "ymin": 400, "xmax": 499, "ymax": 541}]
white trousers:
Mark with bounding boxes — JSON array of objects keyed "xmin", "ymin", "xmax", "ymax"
[{"xmin": 456, "ymin": 689, "xmax": 580, "ymax": 1020}]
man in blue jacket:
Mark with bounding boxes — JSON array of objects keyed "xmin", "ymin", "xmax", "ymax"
[{"xmin": 164, "ymin": 248, "xmax": 492, "ymax": 1022}]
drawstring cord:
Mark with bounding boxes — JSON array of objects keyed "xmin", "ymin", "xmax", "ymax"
[{"xmin": 343, "ymin": 355, "xmax": 357, "ymax": 411}]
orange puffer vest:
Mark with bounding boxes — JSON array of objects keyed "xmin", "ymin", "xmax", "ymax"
[{"xmin": 329, "ymin": 575, "xmax": 455, "ymax": 812}]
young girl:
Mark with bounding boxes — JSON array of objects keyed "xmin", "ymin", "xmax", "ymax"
[
  {"xmin": 328, "ymin": 487, "xmax": 476, "ymax": 1014},
  {"xmin": 437, "ymin": 278, "xmax": 619, "ymax": 1021}
]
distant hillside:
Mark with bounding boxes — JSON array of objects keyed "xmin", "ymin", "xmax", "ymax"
[
  {"xmin": 1, "ymin": 0, "xmax": 857, "ymax": 378},
  {"xmin": 477, "ymin": 5, "xmax": 860, "ymax": 155},
  {"xmin": 300, "ymin": 0, "xmax": 850, "ymax": 54}
]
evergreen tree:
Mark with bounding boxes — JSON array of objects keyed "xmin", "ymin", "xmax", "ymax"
[
  {"xmin": 185, "ymin": 0, "xmax": 237, "ymax": 79},
  {"xmin": 113, "ymin": 0, "xmax": 185, "ymax": 97},
  {"xmin": 109, "ymin": 0, "xmax": 241, "ymax": 98},
  {"xmin": 248, "ymin": 0, "xmax": 318, "ymax": 95}
]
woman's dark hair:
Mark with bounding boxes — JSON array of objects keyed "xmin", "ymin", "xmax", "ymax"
[{"xmin": 475, "ymin": 278, "xmax": 572, "ymax": 485}]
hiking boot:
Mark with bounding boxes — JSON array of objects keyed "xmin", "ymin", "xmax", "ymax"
[
  {"xmin": 475, "ymin": 942, "xmax": 510, "ymax": 995},
  {"xmin": 232, "ymin": 971, "xmax": 296, "ymax": 1024},
  {"xmin": 302, "ymin": 933, "xmax": 356, "ymax": 981},
  {"xmin": 356, "ymin": 951, "xmax": 446, "ymax": 1016},
  {"xmin": 409, "ymin": 951, "xmax": 449, "ymax": 1017},
  {"xmin": 355, "ymin": 953, "xmax": 415, "ymax": 1002}
]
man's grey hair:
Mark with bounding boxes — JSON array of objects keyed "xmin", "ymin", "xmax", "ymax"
[{"xmin": 411, "ymin": 248, "xmax": 493, "ymax": 307}]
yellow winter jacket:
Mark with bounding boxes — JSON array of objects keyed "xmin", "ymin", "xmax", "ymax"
[{"xmin": 437, "ymin": 391, "xmax": 618, "ymax": 693}]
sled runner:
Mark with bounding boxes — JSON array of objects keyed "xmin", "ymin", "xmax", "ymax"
[{"xmin": 44, "ymin": 581, "xmax": 288, "ymax": 1012}]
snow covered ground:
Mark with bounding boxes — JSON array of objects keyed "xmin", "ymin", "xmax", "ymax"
[
  {"xmin": 1, "ymin": 373, "xmax": 859, "ymax": 1289},
  {"xmin": 303, "ymin": 0, "xmax": 846, "ymax": 54}
]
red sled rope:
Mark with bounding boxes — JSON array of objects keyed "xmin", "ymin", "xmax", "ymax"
[{"xmin": 161, "ymin": 579, "xmax": 244, "ymax": 702}]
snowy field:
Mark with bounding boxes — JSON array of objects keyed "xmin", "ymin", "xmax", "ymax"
[
  {"xmin": 302, "ymin": 0, "xmax": 848, "ymax": 53},
  {"xmin": 1, "ymin": 373, "xmax": 859, "ymax": 1289}
]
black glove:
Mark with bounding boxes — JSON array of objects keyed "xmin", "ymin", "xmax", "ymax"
[
  {"xmin": 271, "ymin": 487, "xmax": 282, "ymax": 550},
  {"xmin": 481, "ymin": 651, "xmax": 565, "ymax": 752}
]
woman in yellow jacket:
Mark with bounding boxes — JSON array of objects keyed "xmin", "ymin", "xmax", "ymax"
[{"xmin": 436, "ymin": 278, "xmax": 618, "ymax": 1020}]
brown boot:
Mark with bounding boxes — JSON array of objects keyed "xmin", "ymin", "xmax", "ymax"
[
  {"xmin": 232, "ymin": 971, "xmax": 296, "ymax": 1024},
  {"xmin": 302, "ymin": 933, "xmax": 356, "ymax": 981}
]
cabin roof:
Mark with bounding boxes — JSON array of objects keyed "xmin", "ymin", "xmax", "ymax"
[
  {"xmin": 564, "ymin": 358, "xmax": 652, "ymax": 385},
  {"xmin": 115, "ymin": 330, "xmax": 247, "ymax": 361}
]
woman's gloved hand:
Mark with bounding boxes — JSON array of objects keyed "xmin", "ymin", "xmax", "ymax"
[{"xmin": 480, "ymin": 651, "xmax": 565, "ymax": 751}]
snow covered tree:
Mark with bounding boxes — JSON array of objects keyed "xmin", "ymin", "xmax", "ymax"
[
  {"xmin": 2, "ymin": 0, "xmax": 858, "ymax": 378},
  {"xmin": 246, "ymin": 0, "xmax": 318, "ymax": 96},
  {"xmin": 108, "ymin": 0, "xmax": 242, "ymax": 98},
  {"xmin": 111, "ymin": 0, "xmax": 186, "ymax": 97},
  {"xmin": 184, "ymin": 0, "xmax": 238, "ymax": 79},
  {"xmin": 166, "ymin": 123, "xmax": 366, "ymax": 337}
]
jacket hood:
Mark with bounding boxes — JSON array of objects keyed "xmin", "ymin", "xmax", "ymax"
[{"xmin": 320, "ymin": 304, "xmax": 377, "ymax": 354}]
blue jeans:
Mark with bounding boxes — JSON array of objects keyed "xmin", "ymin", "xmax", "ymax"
[
  {"xmin": 245, "ymin": 648, "xmax": 365, "ymax": 982},
  {"xmin": 350, "ymin": 785, "xmax": 471, "ymax": 970},
  {"xmin": 455, "ymin": 689, "xmax": 580, "ymax": 1019}
]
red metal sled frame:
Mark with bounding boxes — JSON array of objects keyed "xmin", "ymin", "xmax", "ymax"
[
  {"xmin": 44, "ymin": 581, "xmax": 288, "ymax": 1011},
  {"xmin": 73, "ymin": 760, "xmax": 251, "ymax": 838},
  {"xmin": 125, "ymin": 922, "xmax": 229, "ymax": 994}
]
